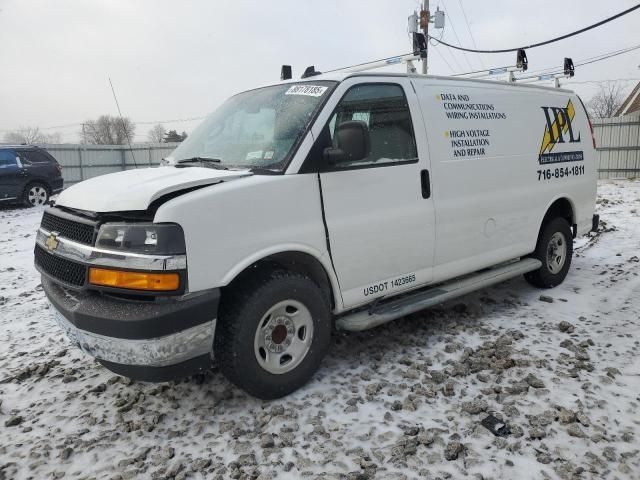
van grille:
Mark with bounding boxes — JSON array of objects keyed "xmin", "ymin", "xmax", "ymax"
[
  {"xmin": 41, "ymin": 211, "xmax": 95, "ymax": 245},
  {"xmin": 35, "ymin": 245, "xmax": 86, "ymax": 287}
]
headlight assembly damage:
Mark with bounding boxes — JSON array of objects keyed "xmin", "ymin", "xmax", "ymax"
[
  {"xmin": 96, "ymin": 223, "xmax": 186, "ymax": 255},
  {"xmin": 91, "ymin": 223, "xmax": 186, "ymax": 292},
  {"xmin": 35, "ymin": 213, "xmax": 187, "ymax": 294}
]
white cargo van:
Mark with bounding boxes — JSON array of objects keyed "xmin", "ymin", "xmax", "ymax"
[{"xmin": 35, "ymin": 72, "xmax": 598, "ymax": 398}]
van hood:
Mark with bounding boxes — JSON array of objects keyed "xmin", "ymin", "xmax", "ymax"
[{"xmin": 55, "ymin": 166, "xmax": 253, "ymax": 213}]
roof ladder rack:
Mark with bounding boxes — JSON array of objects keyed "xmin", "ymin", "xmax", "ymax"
[
  {"xmin": 337, "ymin": 33, "xmax": 428, "ymax": 74},
  {"xmin": 453, "ymin": 50, "xmax": 528, "ymax": 82},
  {"xmin": 514, "ymin": 58, "xmax": 575, "ymax": 88},
  {"xmin": 289, "ymin": 33, "xmax": 428, "ymax": 79}
]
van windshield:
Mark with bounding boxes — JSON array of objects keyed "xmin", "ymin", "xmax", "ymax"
[{"xmin": 170, "ymin": 81, "xmax": 336, "ymax": 172}]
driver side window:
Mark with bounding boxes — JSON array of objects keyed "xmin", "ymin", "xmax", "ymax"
[{"xmin": 327, "ymin": 83, "xmax": 418, "ymax": 168}]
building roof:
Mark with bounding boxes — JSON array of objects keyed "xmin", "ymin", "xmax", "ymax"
[{"xmin": 616, "ymin": 81, "xmax": 640, "ymax": 116}]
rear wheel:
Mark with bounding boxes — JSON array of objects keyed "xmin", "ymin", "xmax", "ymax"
[
  {"xmin": 23, "ymin": 183, "xmax": 49, "ymax": 207},
  {"xmin": 524, "ymin": 217, "xmax": 573, "ymax": 288},
  {"xmin": 214, "ymin": 270, "xmax": 331, "ymax": 399}
]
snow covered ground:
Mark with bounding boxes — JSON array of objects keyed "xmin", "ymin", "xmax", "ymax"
[{"xmin": 0, "ymin": 180, "xmax": 639, "ymax": 480}]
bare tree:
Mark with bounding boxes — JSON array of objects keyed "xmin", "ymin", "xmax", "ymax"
[
  {"xmin": 147, "ymin": 124, "xmax": 166, "ymax": 143},
  {"xmin": 587, "ymin": 82, "xmax": 627, "ymax": 119},
  {"xmin": 163, "ymin": 129, "xmax": 187, "ymax": 143},
  {"xmin": 45, "ymin": 132, "xmax": 62, "ymax": 144},
  {"xmin": 3, "ymin": 126, "xmax": 62, "ymax": 144},
  {"xmin": 80, "ymin": 115, "xmax": 136, "ymax": 145}
]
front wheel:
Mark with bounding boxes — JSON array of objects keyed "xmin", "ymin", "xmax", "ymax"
[
  {"xmin": 524, "ymin": 217, "xmax": 573, "ymax": 288},
  {"xmin": 214, "ymin": 270, "xmax": 331, "ymax": 399}
]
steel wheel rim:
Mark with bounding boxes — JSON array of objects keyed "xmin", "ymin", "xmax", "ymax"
[
  {"xmin": 546, "ymin": 231, "xmax": 567, "ymax": 274},
  {"xmin": 28, "ymin": 186, "xmax": 47, "ymax": 206},
  {"xmin": 253, "ymin": 299, "xmax": 314, "ymax": 375}
]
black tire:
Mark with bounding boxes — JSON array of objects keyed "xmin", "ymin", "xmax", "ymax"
[
  {"xmin": 214, "ymin": 269, "xmax": 331, "ymax": 399},
  {"xmin": 524, "ymin": 217, "xmax": 573, "ymax": 288},
  {"xmin": 22, "ymin": 182, "xmax": 50, "ymax": 208}
]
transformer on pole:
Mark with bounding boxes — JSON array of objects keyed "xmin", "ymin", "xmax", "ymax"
[{"xmin": 409, "ymin": 2, "xmax": 445, "ymax": 74}]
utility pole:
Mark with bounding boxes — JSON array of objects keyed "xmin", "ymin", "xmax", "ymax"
[
  {"xmin": 421, "ymin": 0, "xmax": 429, "ymax": 74},
  {"xmin": 409, "ymin": 2, "xmax": 443, "ymax": 74}
]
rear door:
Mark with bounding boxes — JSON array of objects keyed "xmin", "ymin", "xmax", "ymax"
[
  {"xmin": 0, "ymin": 149, "xmax": 23, "ymax": 200},
  {"xmin": 21, "ymin": 149, "xmax": 57, "ymax": 181},
  {"xmin": 315, "ymin": 78, "xmax": 435, "ymax": 308}
]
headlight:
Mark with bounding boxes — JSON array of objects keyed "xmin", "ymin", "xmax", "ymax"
[{"xmin": 96, "ymin": 223, "xmax": 186, "ymax": 255}]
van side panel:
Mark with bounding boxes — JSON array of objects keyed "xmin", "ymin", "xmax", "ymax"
[{"xmin": 414, "ymin": 79, "xmax": 596, "ymax": 283}]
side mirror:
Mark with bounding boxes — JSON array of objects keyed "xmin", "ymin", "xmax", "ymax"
[{"xmin": 323, "ymin": 120, "xmax": 370, "ymax": 165}]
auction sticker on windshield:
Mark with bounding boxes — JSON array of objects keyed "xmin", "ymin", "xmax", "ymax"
[{"xmin": 285, "ymin": 85, "xmax": 328, "ymax": 97}]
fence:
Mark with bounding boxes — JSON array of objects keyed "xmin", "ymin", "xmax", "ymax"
[
  {"xmin": 593, "ymin": 113, "xmax": 640, "ymax": 179},
  {"xmin": 40, "ymin": 143, "xmax": 179, "ymax": 187},
  {"xmin": 39, "ymin": 115, "xmax": 640, "ymax": 186}
]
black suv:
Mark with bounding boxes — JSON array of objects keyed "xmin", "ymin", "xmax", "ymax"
[{"xmin": 0, "ymin": 146, "xmax": 64, "ymax": 207}]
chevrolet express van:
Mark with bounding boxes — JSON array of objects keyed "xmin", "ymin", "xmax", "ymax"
[{"xmin": 34, "ymin": 72, "xmax": 598, "ymax": 399}]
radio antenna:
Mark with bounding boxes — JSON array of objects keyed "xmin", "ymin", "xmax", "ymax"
[{"xmin": 108, "ymin": 77, "xmax": 137, "ymax": 168}]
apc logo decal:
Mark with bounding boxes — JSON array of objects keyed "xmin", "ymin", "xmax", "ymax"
[{"xmin": 538, "ymin": 99, "xmax": 584, "ymax": 165}]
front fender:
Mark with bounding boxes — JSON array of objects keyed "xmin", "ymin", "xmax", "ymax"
[
  {"xmin": 219, "ymin": 245, "xmax": 343, "ymax": 311},
  {"xmin": 153, "ymin": 174, "xmax": 336, "ymax": 302}
]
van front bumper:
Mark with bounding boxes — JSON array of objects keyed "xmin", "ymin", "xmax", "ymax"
[{"xmin": 42, "ymin": 277, "xmax": 219, "ymax": 382}]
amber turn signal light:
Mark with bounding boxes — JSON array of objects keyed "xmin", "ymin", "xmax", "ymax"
[{"xmin": 88, "ymin": 267, "xmax": 180, "ymax": 291}]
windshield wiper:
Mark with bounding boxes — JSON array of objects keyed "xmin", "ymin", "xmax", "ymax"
[
  {"xmin": 175, "ymin": 157, "xmax": 229, "ymax": 169},
  {"xmin": 177, "ymin": 157, "xmax": 222, "ymax": 164},
  {"xmin": 249, "ymin": 166, "xmax": 280, "ymax": 175}
]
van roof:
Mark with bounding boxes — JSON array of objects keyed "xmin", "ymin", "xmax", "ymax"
[{"xmin": 277, "ymin": 71, "xmax": 575, "ymax": 95}]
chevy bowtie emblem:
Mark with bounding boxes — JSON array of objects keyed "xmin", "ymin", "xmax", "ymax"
[{"xmin": 45, "ymin": 233, "xmax": 60, "ymax": 252}]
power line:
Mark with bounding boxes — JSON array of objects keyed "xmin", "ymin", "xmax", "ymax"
[
  {"xmin": 431, "ymin": 44, "xmax": 456, "ymax": 73},
  {"xmin": 446, "ymin": 42, "xmax": 640, "ymax": 80},
  {"xmin": 564, "ymin": 77, "xmax": 639, "ymax": 85},
  {"xmin": 0, "ymin": 115, "xmax": 207, "ymax": 134},
  {"xmin": 430, "ymin": 23, "xmax": 464, "ymax": 71},
  {"xmin": 518, "ymin": 43, "xmax": 640, "ymax": 78},
  {"xmin": 515, "ymin": 43, "xmax": 640, "ymax": 80},
  {"xmin": 109, "ymin": 78, "xmax": 137, "ymax": 167},
  {"xmin": 34, "ymin": 122, "xmax": 85, "ymax": 131},
  {"xmin": 438, "ymin": 0, "xmax": 475, "ymax": 70},
  {"xmin": 136, "ymin": 116, "xmax": 207, "ymax": 126},
  {"xmin": 323, "ymin": 51, "xmax": 417, "ymax": 74},
  {"xmin": 5, "ymin": 35, "xmax": 640, "ymax": 137},
  {"xmin": 572, "ymin": 44, "xmax": 640, "ymax": 68},
  {"xmin": 428, "ymin": 4, "xmax": 640, "ymax": 53},
  {"xmin": 454, "ymin": 0, "xmax": 486, "ymax": 69}
]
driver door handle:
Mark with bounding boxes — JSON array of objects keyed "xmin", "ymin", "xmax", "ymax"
[{"xmin": 420, "ymin": 169, "xmax": 431, "ymax": 199}]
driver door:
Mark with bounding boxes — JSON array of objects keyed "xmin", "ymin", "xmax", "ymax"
[{"xmin": 315, "ymin": 78, "xmax": 435, "ymax": 308}]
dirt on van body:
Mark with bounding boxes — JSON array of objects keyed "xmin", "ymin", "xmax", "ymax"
[{"xmin": 1, "ymin": 180, "xmax": 639, "ymax": 480}]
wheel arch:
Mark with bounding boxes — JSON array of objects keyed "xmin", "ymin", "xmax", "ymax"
[
  {"xmin": 221, "ymin": 247, "xmax": 342, "ymax": 311},
  {"xmin": 23, "ymin": 179, "xmax": 52, "ymax": 194},
  {"xmin": 538, "ymin": 195, "xmax": 576, "ymax": 238}
]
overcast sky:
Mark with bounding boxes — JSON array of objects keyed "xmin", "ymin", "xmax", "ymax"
[{"xmin": 1, "ymin": 0, "xmax": 639, "ymax": 142}]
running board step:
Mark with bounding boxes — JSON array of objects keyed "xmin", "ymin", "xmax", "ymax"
[{"xmin": 336, "ymin": 258, "xmax": 542, "ymax": 332}]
